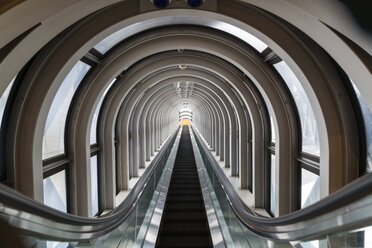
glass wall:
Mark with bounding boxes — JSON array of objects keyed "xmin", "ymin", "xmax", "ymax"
[
  {"xmin": 43, "ymin": 170, "xmax": 67, "ymax": 212},
  {"xmin": 350, "ymin": 80, "xmax": 372, "ymax": 172},
  {"xmin": 272, "ymin": 60, "xmax": 321, "ymax": 210},
  {"xmin": 268, "ymin": 107, "xmax": 276, "ymax": 142},
  {"xmin": 301, "ymin": 169, "xmax": 320, "ymax": 208},
  {"xmin": 270, "ymin": 154, "xmax": 276, "ymax": 215},
  {"xmin": 42, "ymin": 61, "xmax": 91, "ymax": 159},
  {"xmin": 273, "ymin": 61, "xmax": 320, "ymax": 155},
  {"xmin": 90, "ymin": 79, "xmax": 115, "ymax": 144},
  {"xmin": 90, "ymin": 155, "xmax": 99, "ymax": 217},
  {"xmin": 0, "ymin": 77, "xmax": 15, "ymax": 127}
]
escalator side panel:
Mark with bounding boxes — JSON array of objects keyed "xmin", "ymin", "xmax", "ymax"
[{"xmin": 156, "ymin": 126, "xmax": 213, "ymax": 248}]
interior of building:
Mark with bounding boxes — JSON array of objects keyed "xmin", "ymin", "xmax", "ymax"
[{"xmin": 0, "ymin": 0, "xmax": 372, "ymax": 247}]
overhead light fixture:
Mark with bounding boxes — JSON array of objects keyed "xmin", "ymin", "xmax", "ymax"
[
  {"xmin": 186, "ymin": 0, "xmax": 204, "ymax": 8},
  {"xmin": 151, "ymin": 0, "xmax": 171, "ymax": 8},
  {"xmin": 179, "ymin": 64, "xmax": 187, "ymax": 70}
]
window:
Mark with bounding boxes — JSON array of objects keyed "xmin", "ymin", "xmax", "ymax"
[
  {"xmin": 90, "ymin": 79, "xmax": 115, "ymax": 144},
  {"xmin": 350, "ymin": 80, "xmax": 372, "ymax": 172},
  {"xmin": 273, "ymin": 61, "xmax": 320, "ymax": 155},
  {"xmin": 268, "ymin": 107, "xmax": 276, "ymax": 142},
  {"xmin": 0, "ymin": 77, "xmax": 15, "ymax": 127},
  {"xmin": 90, "ymin": 155, "xmax": 99, "ymax": 217},
  {"xmin": 43, "ymin": 170, "xmax": 67, "ymax": 212},
  {"xmin": 270, "ymin": 154, "xmax": 276, "ymax": 215},
  {"xmin": 301, "ymin": 168, "xmax": 320, "ymax": 208},
  {"xmin": 42, "ymin": 61, "xmax": 90, "ymax": 159}
]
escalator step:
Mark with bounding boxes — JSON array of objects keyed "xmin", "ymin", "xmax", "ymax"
[
  {"xmin": 166, "ymin": 203, "xmax": 204, "ymax": 211},
  {"xmin": 161, "ymin": 222, "xmax": 209, "ymax": 234},
  {"xmin": 157, "ymin": 236, "xmax": 212, "ymax": 248},
  {"xmin": 155, "ymin": 126, "xmax": 212, "ymax": 248}
]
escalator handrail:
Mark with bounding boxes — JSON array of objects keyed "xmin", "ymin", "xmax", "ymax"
[
  {"xmin": 192, "ymin": 126, "xmax": 372, "ymax": 241},
  {"xmin": 0, "ymin": 127, "xmax": 180, "ymax": 241}
]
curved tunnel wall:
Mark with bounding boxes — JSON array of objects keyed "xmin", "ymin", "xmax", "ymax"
[{"xmin": 0, "ymin": 0, "xmax": 371, "ymax": 217}]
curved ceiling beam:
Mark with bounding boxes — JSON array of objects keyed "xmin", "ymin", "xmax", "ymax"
[{"xmin": 8, "ymin": 24, "xmax": 358, "ymax": 218}]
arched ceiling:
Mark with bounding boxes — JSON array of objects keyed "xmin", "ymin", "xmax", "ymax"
[{"xmin": 0, "ymin": 0, "xmax": 368, "ymax": 215}]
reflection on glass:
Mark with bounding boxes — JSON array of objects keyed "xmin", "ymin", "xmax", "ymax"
[
  {"xmin": 350, "ymin": 79, "xmax": 372, "ymax": 173},
  {"xmin": 270, "ymin": 154, "xmax": 276, "ymax": 215},
  {"xmin": 300, "ymin": 240, "xmax": 319, "ymax": 248},
  {"xmin": 0, "ymin": 77, "xmax": 15, "ymax": 127},
  {"xmin": 268, "ymin": 107, "xmax": 275, "ymax": 142},
  {"xmin": 90, "ymin": 79, "xmax": 115, "ymax": 144},
  {"xmin": 43, "ymin": 170, "xmax": 67, "ymax": 212},
  {"xmin": 365, "ymin": 226, "xmax": 372, "ymax": 247},
  {"xmin": 46, "ymin": 241, "xmax": 68, "ymax": 248},
  {"xmin": 301, "ymin": 169, "xmax": 320, "ymax": 208},
  {"xmin": 328, "ymin": 228, "xmax": 365, "ymax": 247},
  {"xmin": 42, "ymin": 62, "xmax": 90, "ymax": 159},
  {"xmin": 302, "ymin": 225, "xmax": 372, "ymax": 248},
  {"xmin": 90, "ymin": 155, "xmax": 99, "ymax": 217},
  {"xmin": 274, "ymin": 61, "xmax": 320, "ymax": 155}
]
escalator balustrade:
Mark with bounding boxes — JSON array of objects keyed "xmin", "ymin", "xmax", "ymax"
[{"xmin": 156, "ymin": 126, "xmax": 213, "ymax": 248}]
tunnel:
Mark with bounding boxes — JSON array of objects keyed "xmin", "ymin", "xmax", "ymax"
[{"xmin": 0, "ymin": 0, "xmax": 372, "ymax": 247}]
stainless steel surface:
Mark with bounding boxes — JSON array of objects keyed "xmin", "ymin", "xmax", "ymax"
[
  {"xmin": 192, "ymin": 125, "xmax": 372, "ymax": 241},
  {"xmin": 0, "ymin": 128, "xmax": 180, "ymax": 242},
  {"xmin": 1, "ymin": 123, "xmax": 372, "ymax": 243},
  {"xmin": 142, "ymin": 129, "xmax": 182, "ymax": 248},
  {"xmin": 190, "ymin": 127, "xmax": 226, "ymax": 248}
]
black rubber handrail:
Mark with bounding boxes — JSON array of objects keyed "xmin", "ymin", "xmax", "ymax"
[
  {"xmin": 192, "ymin": 125, "xmax": 372, "ymax": 241},
  {"xmin": 0, "ymin": 127, "xmax": 180, "ymax": 241}
]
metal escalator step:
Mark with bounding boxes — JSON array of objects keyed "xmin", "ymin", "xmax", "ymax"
[
  {"xmin": 166, "ymin": 195, "xmax": 203, "ymax": 202},
  {"xmin": 161, "ymin": 222, "xmax": 209, "ymax": 235},
  {"xmin": 166, "ymin": 203, "xmax": 204, "ymax": 211},
  {"xmin": 157, "ymin": 235, "xmax": 212, "ymax": 248},
  {"xmin": 156, "ymin": 126, "xmax": 212, "ymax": 248}
]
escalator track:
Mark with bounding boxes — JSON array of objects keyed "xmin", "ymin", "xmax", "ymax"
[{"xmin": 156, "ymin": 126, "xmax": 213, "ymax": 248}]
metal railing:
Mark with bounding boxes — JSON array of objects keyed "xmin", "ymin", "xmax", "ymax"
[
  {"xmin": 1, "ymin": 124, "xmax": 372, "ymax": 246},
  {"xmin": 0, "ymin": 127, "xmax": 180, "ymax": 244},
  {"xmin": 191, "ymin": 125, "xmax": 372, "ymax": 243}
]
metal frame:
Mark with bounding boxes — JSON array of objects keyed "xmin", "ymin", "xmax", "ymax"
[{"xmin": 192, "ymin": 125, "xmax": 372, "ymax": 241}]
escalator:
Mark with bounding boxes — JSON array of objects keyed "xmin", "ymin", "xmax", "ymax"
[
  {"xmin": 156, "ymin": 126, "xmax": 212, "ymax": 248},
  {"xmin": 1, "ymin": 125, "xmax": 372, "ymax": 247}
]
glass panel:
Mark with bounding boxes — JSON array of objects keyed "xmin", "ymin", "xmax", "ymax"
[
  {"xmin": 268, "ymin": 107, "xmax": 276, "ymax": 142},
  {"xmin": 46, "ymin": 241, "xmax": 68, "ymax": 248},
  {"xmin": 90, "ymin": 79, "xmax": 115, "ymax": 144},
  {"xmin": 300, "ymin": 240, "xmax": 320, "ymax": 248},
  {"xmin": 301, "ymin": 169, "xmax": 320, "ymax": 208},
  {"xmin": 90, "ymin": 155, "xmax": 99, "ymax": 217},
  {"xmin": 192, "ymin": 130, "xmax": 288, "ymax": 247},
  {"xmin": 43, "ymin": 170, "xmax": 67, "ymax": 212},
  {"xmin": 43, "ymin": 61, "xmax": 91, "ymax": 159},
  {"xmin": 0, "ymin": 77, "xmax": 15, "ymax": 127},
  {"xmin": 270, "ymin": 154, "xmax": 276, "ymax": 215},
  {"xmin": 350, "ymin": 79, "xmax": 372, "ymax": 172},
  {"xmin": 273, "ymin": 61, "xmax": 320, "ymax": 155},
  {"xmin": 92, "ymin": 129, "xmax": 179, "ymax": 247},
  {"xmin": 365, "ymin": 226, "xmax": 372, "ymax": 246},
  {"xmin": 327, "ymin": 226, "xmax": 366, "ymax": 248},
  {"xmin": 299, "ymin": 225, "xmax": 372, "ymax": 248}
]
